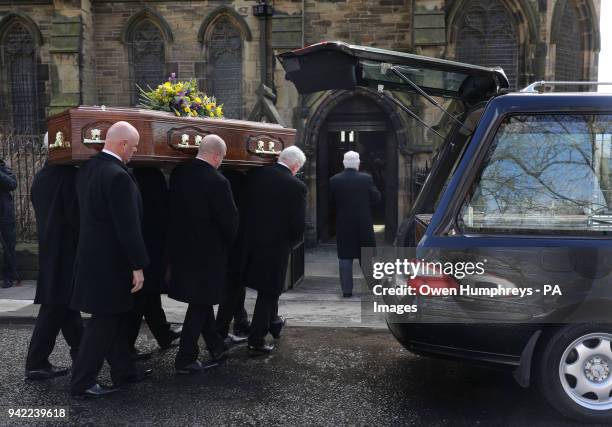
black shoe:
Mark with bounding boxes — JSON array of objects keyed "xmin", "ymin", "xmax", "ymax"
[
  {"xmin": 200, "ymin": 358, "xmax": 224, "ymax": 370},
  {"xmin": 343, "ymin": 293, "xmax": 353, "ymax": 298},
  {"xmin": 248, "ymin": 342, "xmax": 275, "ymax": 356},
  {"xmin": 226, "ymin": 333, "xmax": 248, "ymax": 344},
  {"xmin": 122, "ymin": 368, "xmax": 153, "ymax": 383},
  {"xmin": 1, "ymin": 280, "xmax": 13, "ymax": 289},
  {"xmin": 72, "ymin": 383, "xmax": 119, "ymax": 399},
  {"xmin": 130, "ymin": 349, "xmax": 153, "ymax": 361},
  {"xmin": 159, "ymin": 326, "xmax": 182, "ymax": 350},
  {"xmin": 209, "ymin": 343, "xmax": 229, "ymax": 362},
  {"xmin": 233, "ymin": 321, "xmax": 251, "ymax": 337},
  {"xmin": 270, "ymin": 316, "xmax": 286, "ymax": 339},
  {"xmin": 25, "ymin": 365, "xmax": 69, "ymax": 380},
  {"xmin": 176, "ymin": 360, "xmax": 204, "ymax": 375}
]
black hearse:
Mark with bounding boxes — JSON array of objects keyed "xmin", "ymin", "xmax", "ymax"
[{"xmin": 280, "ymin": 41, "xmax": 612, "ymax": 422}]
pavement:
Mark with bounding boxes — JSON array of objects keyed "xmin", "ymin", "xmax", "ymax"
[{"xmin": 0, "ymin": 245, "xmax": 385, "ymax": 328}]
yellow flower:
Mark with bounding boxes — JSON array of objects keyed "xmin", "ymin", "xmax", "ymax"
[
  {"xmin": 184, "ymin": 106, "xmax": 191, "ymax": 113},
  {"xmin": 195, "ymin": 97, "xmax": 202, "ymax": 104},
  {"xmin": 209, "ymin": 112, "xmax": 214, "ymax": 117},
  {"xmin": 215, "ymin": 106, "xmax": 223, "ymax": 117},
  {"xmin": 205, "ymin": 103, "xmax": 213, "ymax": 111}
]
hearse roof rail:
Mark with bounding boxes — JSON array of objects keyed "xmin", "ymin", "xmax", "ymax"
[{"xmin": 521, "ymin": 81, "xmax": 612, "ymax": 93}]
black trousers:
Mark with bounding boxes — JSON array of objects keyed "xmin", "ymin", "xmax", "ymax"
[
  {"xmin": 70, "ymin": 313, "xmax": 135, "ymax": 393},
  {"xmin": 25, "ymin": 304, "xmax": 83, "ymax": 370},
  {"xmin": 175, "ymin": 303, "xmax": 224, "ymax": 369},
  {"xmin": 0, "ymin": 221, "xmax": 18, "ymax": 281},
  {"xmin": 128, "ymin": 291, "xmax": 172, "ymax": 350},
  {"xmin": 248, "ymin": 292, "xmax": 280, "ymax": 346},
  {"xmin": 216, "ymin": 284, "xmax": 249, "ymax": 338}
]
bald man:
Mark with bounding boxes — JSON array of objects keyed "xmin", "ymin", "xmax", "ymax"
[
  {"xmin": 169, "ymin": 134, "xmax": 238, "ymax": 374},
  {"xmin": 70, "ymin": 121, "xmax": 151, "ymax": 398}
]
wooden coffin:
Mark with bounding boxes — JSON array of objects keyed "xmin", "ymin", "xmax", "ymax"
[{"xmin": 46, "ymin": 106, "xmax": 295, "ymax": 168}]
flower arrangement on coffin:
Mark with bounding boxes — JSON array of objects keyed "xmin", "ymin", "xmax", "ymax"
[{"xmin": 138, "ymin": 73, "xmax": 223, "ymax": 119}]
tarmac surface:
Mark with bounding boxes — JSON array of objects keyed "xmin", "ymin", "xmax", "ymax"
[{"xmin": 0, "ymin": 323, "xmax": 571, "ymax": 426}]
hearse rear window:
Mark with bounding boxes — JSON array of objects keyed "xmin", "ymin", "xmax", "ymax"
[
  {"xmin": 360, "ymin": 60, "xmax": 466, "ymax": 95},
  {"xmin": 459, "ymin": 114, "xmax": 612, "ymax": 235}
]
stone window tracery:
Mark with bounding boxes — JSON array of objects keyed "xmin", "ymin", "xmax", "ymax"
[
  {"xmin": 129, "ymin": 20, "xmax": 166, "ymax": 105},
  {"xmin": 1, "ymin": 22, "xmax": 40, "ymax": 134},
  {"xmin": 207, "ymin": 17, "xmax": 243, "ymax": 119},
  {"xmin": 455, "ymin": 0, "xmax": 519, "ymax": 89}
]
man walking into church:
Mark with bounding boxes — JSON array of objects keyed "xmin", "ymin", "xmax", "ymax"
[{"xmin": 330, "ymin": 151, "xmax": 381, "ymax": 297}]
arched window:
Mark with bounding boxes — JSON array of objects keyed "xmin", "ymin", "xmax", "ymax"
[
  {"xmin": 1, "ymin": 22, "xmax": 40, "ymax": 135},
  {"xmin": 554, "ymin": 1, "xmax": 583, "ymax": 81},
  {"xmin": 128, "ymin": 20, "xmax": 166, "ymax": 105},
  {"xmin": 455, "ymin": 0, "xmax": 519, "ymax": 89},
  {"xmin": 207, "ymin": 17, "xmax": 243, "ymax": 119}
]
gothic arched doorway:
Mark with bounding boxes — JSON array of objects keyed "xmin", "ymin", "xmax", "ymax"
[{"xmin": 316, "ymin": 95, "xmax": 398, "ymax": 244}]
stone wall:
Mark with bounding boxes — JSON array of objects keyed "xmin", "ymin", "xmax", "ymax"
[
  {"xmin": 91, "ymin": 1, "xmax": 260, "ymax": 117},
  {"xmin": 1, "ymin": 0, "xmax": 602, "ymax": 126},
  {"xmin": 0, "ymin": 0, "xmax": 604, "ymax": 250},
  {"xmin": 271, "ymin": 0, "xmax": 413, "ymax": 127},
  {"xmin": 81, "ymin": 0, "xmax": 97, "ymax": 104}
]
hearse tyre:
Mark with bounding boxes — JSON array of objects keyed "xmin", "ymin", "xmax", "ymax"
[{"xmin": 536, "ymin": 324, "xmax": 612, "ymax": 422}]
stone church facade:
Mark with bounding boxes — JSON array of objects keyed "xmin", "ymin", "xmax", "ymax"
[{"xmin": 0, "ymin": 0, "xmax": 602, "ymax": 246}]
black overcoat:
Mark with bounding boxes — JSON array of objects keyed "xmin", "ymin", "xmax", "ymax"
[
  {"xmin": 221, "ymin": 169, "xmax": 246, "ymax": 286},
  {"xmin": 242, "ymin": 163, "xmax": 307, "ymax": 296},
  {"xmin": 330, "ymin": 169, "xmax": 381, "ymax": 259},
  {"xmin": 31, "ymin": 164, "xmax": 79, "ymax": 305},
  {"xmin": 0, "ymin": 160, "xmax": 16, "ymax": 224},
  {"xmin": 133, "ymin": 167, "xmax": 169, "ymax": 294},
  {"xmin": 70, "ymin": 152, "xmax": 149, "ymax": 315},
  {"xmin": 168, "ymin": 159, "xmax": 238, "ymax": 305}
]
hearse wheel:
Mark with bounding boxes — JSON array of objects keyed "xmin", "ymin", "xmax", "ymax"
[{"xmin": 537, "ymin": 324, "xmax": 612, "ymax": 422}]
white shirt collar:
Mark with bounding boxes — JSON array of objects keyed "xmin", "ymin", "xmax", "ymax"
[{"xmin": 102, "ymin": 149, "xmax": 123, "ymax": 162}]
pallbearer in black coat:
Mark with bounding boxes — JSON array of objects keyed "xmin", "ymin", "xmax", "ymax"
[
  {"xmin": 25, "ymin": 134, "xmax": 83, "ymax": 380},
  {"xmin": 242, "ymin": 146, "xmax": 307, "ymax": 355},
  {"xmin": 128, "ymin": 167, "xmax": 181, "ymax": 359},
  {"xmin": 70, "ymin": 121, "xmax": 151, "ymax": 399},
  {"xmin": 330, "ymin": 151, "xmax": 381, "ymax": 297},
  {"xmin": 215, "ymin": 169, "xmax": 251, "ymax": 342},
  {"xmin": 168, "ymin": 134, "xmax": 238, "ymax": 374}
]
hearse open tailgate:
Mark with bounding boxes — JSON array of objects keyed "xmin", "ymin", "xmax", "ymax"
[{"xmin": 278, "ymin": 41, "xmax": 509, "ymax": 101}]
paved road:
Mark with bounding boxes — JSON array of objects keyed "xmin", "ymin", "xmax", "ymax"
[{"xmin": 0, "ymin": 323, "xmax": 572, "ymax": 426}]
